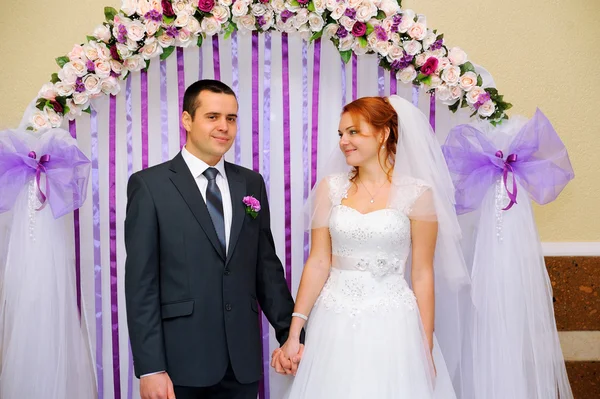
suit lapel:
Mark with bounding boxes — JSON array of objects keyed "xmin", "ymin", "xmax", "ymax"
[
  {"xmin": 225, "ymin": 162, "xmax": 246, "ymax": 266},
  {"xmin": 169, "ymin": 153, "xmax": 226, "ymax": 260}
]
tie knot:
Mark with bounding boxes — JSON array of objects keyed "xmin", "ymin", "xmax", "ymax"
[{"xmin": 203, "ymin": 167, "xmax": 219, "ymax": 181}]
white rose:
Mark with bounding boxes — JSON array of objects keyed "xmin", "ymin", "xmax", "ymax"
[
  {"xmin": 448, "ymin": 47, "xmax": 468, "ymax": 66},
  {"xmin": 442, "ymin": 65, "xmax": 461, "ymax": 86},
  {"xmin": 83, "ymin": 74, "xmax": 102, "ymax": 95},
  {"xmin": 408, "ymin": 22, "xmax": 427, "ymax": 40},
  {"xmin": 231, "ymin": 1, "xmax": 249, "ymax": 17},
  {"xmin": 398, "ymin": 9, "xmax": 415, "ymax": 33},
  {"xmin": 450, "ymin": 85, "xmax": 464, "ymax": 101},
  {"xmin": 367, "ymin": 32, "xmax": 378, "ymax": 47},
  {"xmin": 386, "ymin": 45, "xmax": 403, "ymax": 61},
  {"xmin": 436, "ymin": 84, "xmax": 453, "ymax": 104},
  {"xmin": 93, "ymin": 24, "xmax": 112, "ymax": 43},
  {"xmin": 251, "ymin": 4, "xmax": 267, "ymax": 16},
  {"xmin": 379, "ymin": 0, "xmax": 400, "ymax": 17},
  {"xmin": 58, "ymin": 63, "xmax": 78, "ymax": 84},
  {"xmin": 219, "ymin": 0, "xmax": 233, "ymax": 6},
  {"xmin": 459, "ymin": 71, "xmax": 478, "ymax": 92},
  {"xmin": 117, "ymin": 43, "xmax": 133, "ymax": 59},
  {"xmin": 45, "ymin": 107, "xmax": 63, "ymax": 128},
  {"xmin": 101, "ymin": 77, "xmax": 121, "ymax": 96},
  {"xmin": 313, "ymin": 0, "xmax": 326, "ymax": 14},
  {"xmin": 83, "ymin": 42, "xmax": 99, "ymax": 61},
  {"xmin": 478, "ymin": 100, "xmax": 496, "ymax": 117},
  {"xmin": 397, "ymin": 65, "xmax": 417, "ymax": 84},
  {"xmin": 66, "ymin": 99, "xmax": 82, "ymax": 118},
  {"xmin": 55, "ymin": 81, "xmax": 75, "ymax": 97},
  {"xmin": 380, "ymin": 17, "xmax": 394, "ymax": 33},
  {"xmin": 339, "ymin": 16, "xmax": 355, "ymax": 32},
  {"xmin": 126, "ymin": 38, "xmax": 140, "ymax": 52},
  {"xmin": 187, "ymin": 17, "xmax": 202, "ymax": 34},
  {"xmin": 177, "ymin": 29, "xmax": 194, "ymax": 47},
  {"xmin": 121, "ymin": 0, "xmax": 137, "ymax": 16},
  {"xmin": 422, "ymin": 31, "xmax": 436, "ymax": 50},
  {"xmin": 127, "ymin": 20, "xmax": 146, "ymax": 42},
  {"xmin": 31, "ymin": 110, "xmax": 51, "ymax": 131},
  {"xmin": 330, "ymin": 3, "xmax": 347, "ymax": 20},
  {"xmin": 432, "ymin": 47, "xmax": 447, "ymax": 58},
  {"xmin": 94, "ymin": 60, "xmax": 112, "ymax": 78},
  {"xmin": 157, "ymin": 33, "xmax": 176, "ymax": 48},
  {"xmin": 201, "ymin": 16, "xmax": 222, "ymax": 36},
  {"xmin": 308, "ymin": 13, "xmax": 324, "ymax": 32},
  {"xmin": 338, "ymin": 36, "xmax": 355, "ymax": 52},
  {"xmin": 174, "ymin": 12, "xmax": 191, "ymax": 28},
  {"xmin": 71, "ymin": 59, "xmax": 88, "ymax": 77},
  {"xmin": 356, "ymin": 3, "xmax": 377, "ymax": 22},
  {"xmin": 373, "ymin": 40, "xmax": 390, "ymax": 57},
  {"xmin": 293, "ymin": 9, "xmax": 309, "ymax": 29},
  {"xmin": 323, "ymin": 23, "xmax": 339, "ymax": 38},
  {"xmin": 436, "ymin": 57, "xmax": 451, "ymax": 73},
  {"xmin": 234, "ymin": 15, "xmax": 256, "ymax": 32},
  {"xmin": 172, "ymin": 0, "xmax": 194, "ymax": 15},
  {"xmin": 415, "ymin": 53, "xmax": 428, "ymax": 67},
  {"xmin": 38, "ymin": 83, "xmax": 57, "ymax": 100},
  {"xmin": 123, "ymin": 55, "xmax": 145, "ymax": 72},
  {"xmin": 137, "ymin": 0, "xmax": 152, "ymax": 16},
  {"xmin": 150, "ymin": 0, "xmax": 163, "ymax": 12},
  {"xmin": 325, "ymin": 0, "xmax": 337, "ymax": 10},
  {"xmin": 68, "ymin": 44, "xmax": 84, "ymax": 61},
  {"xmin": 298, "ymin": 23, "xmax": 311, "ymax": 41},
  {"xmin": 96, "ymin": 43, "xmax": 112, "ymax": 61},
  {"xmin": 427, "ymin": 74, "xmax": 442, "ymax": 89},
  {"xmin": 271, "ymin": 0, "xmax": 286, "ymax": 13},
  {"xmin": 145, "ymin": 20, "xmax": 160, "ymax": 36},
  {"xmin": 353, "ymin": 40, "xmax": 369, "ymax": 56},
  {"xmin": 347, "ymin": 0, "xmax": 362, "ymax": 8},
  {"xmin": 466, "ymin": 86, "xmax": 485, "ymax": 104},
  {"xmin": 403, "ymin": 40, "xmax": 422, "ymax": 56},
  {"xmin": 212, "ymin": 5, "xmax": 230, "ymax": 23},
  {"xmin": 110, "ymin": 60, "xmax": 124, "ymax": 75},
  {"xmin": 390, "ymin": 32, "xmax": 400, "ymax": 44},
  {"xmin": 72, "ymin": 92, "xmax": 90, "ymax": 107},
  {"xmin": 140, "ymin": 37, "xmax": 163, "ymax": 59}
]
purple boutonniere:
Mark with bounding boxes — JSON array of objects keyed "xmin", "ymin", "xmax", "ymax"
[{"xmin": 242, "ymin": 196, "xmax": 261, "ymax": 219}]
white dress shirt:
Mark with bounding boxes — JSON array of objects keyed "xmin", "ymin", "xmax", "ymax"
[{"xmin": 141, "ymin": 147, "xmax": 233, "ymax": 378}]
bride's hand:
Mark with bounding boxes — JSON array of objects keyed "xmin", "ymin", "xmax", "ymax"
[{"xmin": 273, "ymin": 337, "xmax": 303, "ymax": 376}]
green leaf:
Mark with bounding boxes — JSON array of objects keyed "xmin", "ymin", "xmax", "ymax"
[
  {"xmin": 485, "ymin": 87, "xmax": 499, "ymax": 96},
  {"xmin": 55, "ymin": 56, "xmax": 70, "ymax": 68},
  {"xmin": 504, "ymin": 102, "xmax": 513, "ymax": 110},
  {"xmin": 26, "ymin": 126, "xmax": 34, "ymax": 131},
  {"xmin": 461, "ymin": 99, "xmax": 470, "ymax": 108},
  {"xmin": 376, "ymin": 10, "xmax": 386, "ymax": 20},
  {"xmin": 143, "ymin": 59, "xmax": 151, "ymax": 71},
  {"xmin": 163, "ymin": 15, "xmax": 175, "ymax": 24},
  {"xmin": 224, "ymin": 23, "xmax": 236, "ymax": 40},
  {"xmin": 290, "ymin": 0, "xmax": 300, "ymax": 6},
  {"xmin": 339, "ymin": 50, "xmax": 352, "ymax": 64},
  {"xmin": 35, "ymin": 98, "xmax": 46, "ymax": 111},
  {"xmin": 459, "ymin": 61, "xmax": 476, "ymax": 75},
  {"xmin": 476, "ymin": 75, "xmax": 483, "ymax": 87},
  {"xmin": 448, "ymin": 100, "xmax": 460, "ymax": 113},
  {"xmin": 50, "ymin": 73, "xmax": 60, "ymax": 84},
  {"xmin": 416, "ymin": 73, "xmax": 431, "ymax": 85},
  {"xmin": 63, "ymin": 105, "xmax": 71, "ymax": 115},
  {"xmin": 331, "ymin": 37, "xmax": 340, "ymax": 48},
  {"xmin": 307, "ymin": 1, "xmax": 315, "ymax": 12},
  {"xmin": 470, "ymin": 110, "xmax": 478, "ymax": 118},
  {"xmin": 436, "ymin": 33, "xmax": 444, "ymax": 41},
  {"xmin": 104, "ymin": 6, "xmax": 118, "ymax": 23},
  {"xmin": 161, "ymin": 46, "xmax": 175, "ymax": 61},
  {"xmin": 82, "ymin": 106, "xmax": 92, "ymax": 115},
  {"xmin": 357, "ymin": 36, "xmax": 368, "ymax": 48},
  {"xmin": 197, "ymin": 34, "xmax": 204, "ymax": 47},
  {"xmin": 55, "ymin": 96, "xmax": 68, "ymax": 107},
  {"xmin": 310, "ymin": 30, "xmax": 323, "ymax": 43},
  {"xmin": 86, "ymin": 35, "xmax": 97, "ymax": 43},
  {"xmin": 366, "ymin": 23, "xmax": 374, "ymax": 36}
]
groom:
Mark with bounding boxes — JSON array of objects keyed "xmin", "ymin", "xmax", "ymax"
[{"xmin": 125, "ymin": 79, "xmax": 301, "ymax": 399}]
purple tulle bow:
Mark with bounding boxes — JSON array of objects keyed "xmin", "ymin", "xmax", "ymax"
[
  {"xmin": 0, "ymin": 130, "xmax": 91, "ymax": 219},
  {"xmin": 442, "ymin": 109, "xmax": 574, "ymax": 214}
]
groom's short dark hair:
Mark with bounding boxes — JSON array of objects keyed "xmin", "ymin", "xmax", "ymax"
[{"xmin": 183, "ymin": 79, "xmax": 237, "ymax": 119}]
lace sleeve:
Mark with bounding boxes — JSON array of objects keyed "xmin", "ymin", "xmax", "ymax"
[
  {"xmin": 305, "ymin": 173, "xmax": 349, "ymax": 230},
  {"xmin": 390, "ymin": 177, "xmax": 437, "ymax": 222}
]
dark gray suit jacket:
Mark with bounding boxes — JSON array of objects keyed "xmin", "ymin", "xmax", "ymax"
[{"xmin": 125, "ymin": 152, "xmax": 295, "ymax": 387}]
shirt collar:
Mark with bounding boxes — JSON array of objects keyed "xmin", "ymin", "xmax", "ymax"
[{"xmin": 181, "ymin": 145, "xmax": 226, "ymax": 180}]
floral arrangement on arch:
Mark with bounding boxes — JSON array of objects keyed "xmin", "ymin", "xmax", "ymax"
[{"xmin": 30, "ymin": 0, "xmax": 512, "ymax": 131}]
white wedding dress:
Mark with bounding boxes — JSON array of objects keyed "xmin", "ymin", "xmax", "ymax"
[{"xmin": 286, "ymin": 174, "xmax": 457, "ymax": 399}]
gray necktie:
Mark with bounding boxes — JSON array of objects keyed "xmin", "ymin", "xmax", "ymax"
[{"xmin": 203, "ymin": 167, "xmax": 226, "ymax": 255}]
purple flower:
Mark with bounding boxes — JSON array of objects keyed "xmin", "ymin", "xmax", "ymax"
[
  {"xmin": 162, "ymin": 0, "xmax": 175, "ymax": 17},
  {"xmin": 144, "ymin": 9, "xmax": 163, "ymax": 22},
  {"xmin": 430, "ymin": 39, "xmax": 444, "ymax": 51},
  {"xmin": 420, "ymin": 57, "xmax": 439, "ymax": 76},
  {"xmin": 86, "ymin": 60, "xmax": 96, "ymax": 72},
  {"xmin": 75, "ymin": 78, "xmax": 86, "ymax": 93},
  {"xmin": 374, "ymin": 25, "xmax": 387, "ymax": 41},
  {"xmin": 110, "ymin": 44, "xmax": 122, "ymax": 62},
  {"xmin": 336, "ymin": 26, "xmax": 349, "ymax": 38},
  {"xmin": 117, "ymin": 24, "xmax": 128, "ymax": 44},
  {"xmin": 351, "ymin": 21, "xmax": 366, "ymax": 37},
  {"xmin": 257, "ymin": 15, "xmax": 266, "ymax": 26},
  {"xmin": 474, "ymin": 92, "xmax": 492, "ymax": 109},
  {"xmin": 110, "ymin": 70, "xmax": 121, "ymax": 78},
  {"xmin": 165, "ymin": 25, "xmax": 178, "ymax": 38},
  {"xmin": 391, "ymin": 53, "xmax": 414, "ymax": 70},
  {"xmin": 344, "ymin": 8, "xmax": 356, "ymax": 19},
  {"xmin": 197, "ymin": 0, "xmax": 215, "ymax": 13},
  {"xmin": 50, "ymin": 100, "xmax": 63, "ymax": 113},
  {"xmin": 280, "ymin": 10, "xmax": 294, "ymax": 23}
]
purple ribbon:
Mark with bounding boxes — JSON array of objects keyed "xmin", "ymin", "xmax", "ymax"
[
  {"xmin": 302, "ymin": 42, "xmax": 309, "ymax": 264},
  {"xmin": 177, "ymin": 47, "xmax": 186, "ymax": 148},
  {"xmin": 390, "ymin": 71, "xmax": 397, "ymax": 95},
  {"xmin": 341, "ymin": 59, "xmax": 346, "ymax": 106},
  {"xmin": 282, "ymin": 33, "xmax": 292, "ymax": 291},
  {"xmin": 442, "ymin": 109, "xmax": 575, "ymax": 214},
  {"xmin": 352, "ymin": 53, "xmax": 357, "ymax": 100},
  {"xmin": 231, "ymin": 31, "xmax": 241, "ymax": 165},
  {"xmin": 252, "ymin": 32, "xmax": 259, "ymax": 172},
  {"xmin": 141, "ymin": 70, "xmax": 149, "ymax": 170},
  {"xmin": 0, "ymin": 130, "xmax": 90, "ymax": 218},
  {"xmin": 377, "ymin": 66, "xmax": 385, "ymax": 96},
  {"xmin": 429, "ymin": 92, "xmax": 436, "ymax": 132},
  {"xmin": 160, "ymin": 60, "xmax": 169, "ymax": 162},
  {"xmin": 212, "ymin": 35, "xmax": 221, "ymax": 81}
]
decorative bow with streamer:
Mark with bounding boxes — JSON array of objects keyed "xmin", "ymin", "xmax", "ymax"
[
  {"xmin": 441, "ymin": 109, "xmax": 574, "ymax": 214},
  {"xmin": 0, "ymin": 129, "xmax": 91, "ymax": 219}
]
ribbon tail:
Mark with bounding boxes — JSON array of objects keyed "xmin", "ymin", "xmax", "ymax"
[
  {"xmin": 35, "ymin": 166, "xmax": 49, "ymax": 211},
  {"xmin": 502, "ymin": 165, "xmax": 518, "ymax": 211}
]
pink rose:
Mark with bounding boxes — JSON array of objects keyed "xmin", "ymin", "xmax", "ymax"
[
  {"xmin": 197, "ymin": 0, "xmax": 215, "ymax": 12},
  {"xmin": 420, "ymin": 57, "xmax": 439, "ymax": 76},
  {"xmin": 351, "ymin": 21, "xmax": 366, "ymax": 37}
]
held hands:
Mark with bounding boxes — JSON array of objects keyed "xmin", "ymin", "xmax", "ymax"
[
  {"xmin": 140, "ymin": 372, "xmax": 176, "ymax": 399},
  {"xmin": 270, "ymin": 337, "xmax": 304, "ymax": 376}
]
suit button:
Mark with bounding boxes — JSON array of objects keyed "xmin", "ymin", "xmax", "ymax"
[
  {"xmin": 224, "ymin": 269, "xmax": 231, "ymax": 276},
  {"xmin": 225, "ymin": 303, "xmax": 232, "ymax": 311}
]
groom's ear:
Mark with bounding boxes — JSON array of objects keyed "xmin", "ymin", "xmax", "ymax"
[{"xmin": 182, "ymin": 111, "xmax": 192, "ymax": 133}]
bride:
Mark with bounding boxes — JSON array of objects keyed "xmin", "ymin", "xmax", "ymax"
[{"xmin": 271, "ymin": 96, "xmax": 473, "ymax": 398}]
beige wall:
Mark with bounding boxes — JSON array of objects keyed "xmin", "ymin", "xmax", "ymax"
[{"xmin": 1, "ymin": 0, "xmax": 598, "ymax": 241}]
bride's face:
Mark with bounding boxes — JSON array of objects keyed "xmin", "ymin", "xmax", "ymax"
[{"xmin": 338, "ymin": 112, "xmax": 384, "ymax": 167}]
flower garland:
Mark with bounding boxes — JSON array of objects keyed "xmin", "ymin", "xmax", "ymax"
[{"xmin": 29, "ymin": 0, "xmax": 511, "ymax": 131}]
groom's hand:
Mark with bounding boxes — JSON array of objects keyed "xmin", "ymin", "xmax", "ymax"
[{"xmin": 140, "ymin": 372, "xmax": 176, "ymax": 399}]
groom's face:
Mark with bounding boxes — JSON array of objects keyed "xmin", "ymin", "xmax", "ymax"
[{"xmin": 182, "ymin": 90, "xmax": 238, "ymax": 165}]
